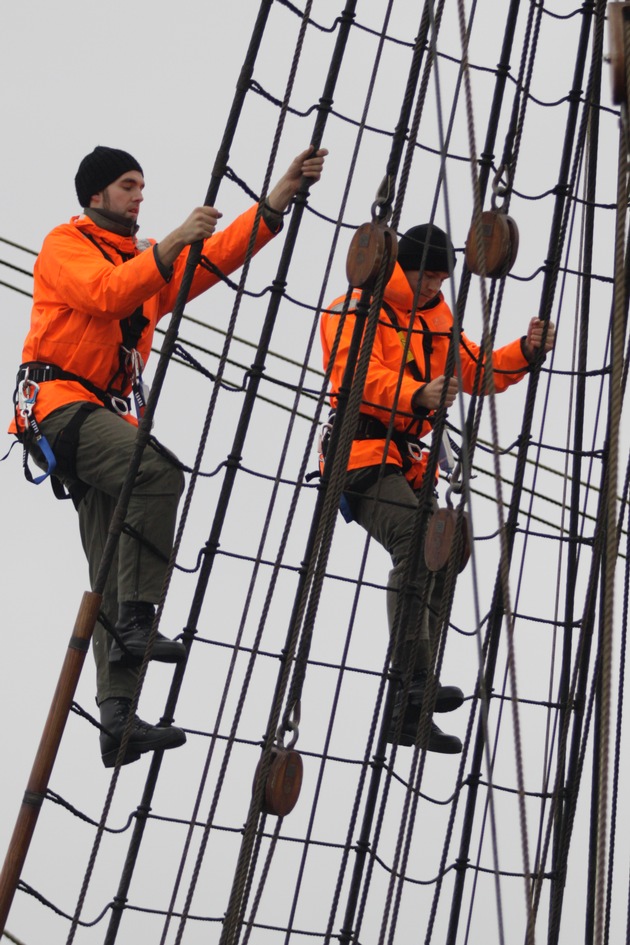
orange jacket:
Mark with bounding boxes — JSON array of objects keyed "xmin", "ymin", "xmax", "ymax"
[
  {"xmin": 11, "ymin": 203, "xmax": 276, "ymax": 432},
  {"xmin": 321, "ymin": 262, "xmax": 531, "ymax": 489}
]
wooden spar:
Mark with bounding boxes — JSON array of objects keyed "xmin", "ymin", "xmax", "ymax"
[{"xmin": 0, "ymin": 590, "xmax": 101, "ymax": 932}]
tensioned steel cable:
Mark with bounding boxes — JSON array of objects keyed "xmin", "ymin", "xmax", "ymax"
[
  {"xmin": 607, "ymin": 509, "xmax": 630, "ymax": 942},
  {"xmin": 324, "ymin": 7, "xmax": 490, "ymax": 943},
  {"xmin": 274, "ymin": 5, "xmax": 479, "ymax": 943},
  {"xmin": 515, "ymin": 5, "xmax": 626, "ymax": 942},
  {"xmin": 60, "ymin": 3, "xmax": 281, "ymax": 943},
  {"xmin": 444, "ymin": 4, "xmax": 604, "ymax": 943},
  {"xmin": 592, "ymin": 30, "xmax": 629, "ymax": 945},
  {"xmin": 159, "ymin": 2, "xmax": 395, "ymax": 941},
  {"xmin": 522, "ymin": 4, "xmax": 610, "ymax": 937},
  {"xmin": 492, "ymin": 1, "xmax": 611, "ymax": 934},
  {"xmin": 133, "ymin": 4, "xmax": 364, "ymax": 944},
  {"xmin": 362, "ymin": 3, "xmax": 556, "ymax": 940},
  {"xmin": 220, "ymin": 16, "xmax": 456, "ymax": 945},
  {"xmin": 436, "ymin": 3, "xmax": 556, "ymax": 940},
  {"xmin": 237, "ymin": 5, "xmax": 413, "ymax": 943},
  {"xmin": 362, "ymin": 2, "xmax": 516, "ymax": 943},
  {"xmin": 454, "ymin": 0, "xmax": 542, "ymax": 936},
  {"xmin": 158, "ymin": 7, "xmax": 322, "ymax": 943}
]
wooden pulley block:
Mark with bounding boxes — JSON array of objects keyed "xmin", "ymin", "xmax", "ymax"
[
  {"xmin": 346, "ymin": 222, "xmax": 398, "ymax": 289},
  {"xmin": 465, "ymin": 210, "xmax": 519, "ymax": 278},
  {"xmin": 424, "ymin": 508, "xmax": 471, "ymax": 574},
  {"xmin": 608, "ymin": 2, "xmax": 630, "ymax": 105},
  {"xmin": 253, "ymin": 746, "xmax": 303, "ymax": 817}
]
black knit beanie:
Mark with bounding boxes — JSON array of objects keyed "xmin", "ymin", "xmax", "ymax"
[
  {"xmin": 75, "ymin": 146, "xmax": 143, "ymax": 207},
  {"xmin": 396, "ymin": 223, "xmax": 456, "ymax": 273}
]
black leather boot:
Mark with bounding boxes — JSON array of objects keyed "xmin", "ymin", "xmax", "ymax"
[
  {"xmin": 387, "ymin": 674, "xmax": 463, "ymax": 753},
  {"xmin": 109, "ymin": 602, "xmax": 187, "ymax": 667},
  {"xmin": 416, "ymin": 668, "xmax": 464, "ymax": 713},
  {"xmin": 99, "ymin": 697, "xmax": 187, "ymax": 768}
]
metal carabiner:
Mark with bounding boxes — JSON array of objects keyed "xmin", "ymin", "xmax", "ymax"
[
  {"xmin": 108, "ymin": 393, "xmax": 130, "ymax": 416},
  {"xmin": 438, "ymin": 430, "xmax": 455, "ymax": 479},
  {"xmin": 318, "ymin": 413, "xmax": 335, "ymax": 459},
  {"xmin": 18, "ymin": 378, "xmax": 39, "ymax": 424},
  {"xmin": 406, "ymin": 439, "xmax": 424, "ymax": 463},
  {"xmin": 124, "ymin": 347, "xmax": 145, "ymax": 386}
]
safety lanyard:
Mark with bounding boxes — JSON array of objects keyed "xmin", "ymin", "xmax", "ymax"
[
  {"xmin": 381, "ymin": 300, "xmax": 456, "ymax": 476},
  {"xmin": 16, "ymin": 375, "xmax": 56, "ymax": 484}
]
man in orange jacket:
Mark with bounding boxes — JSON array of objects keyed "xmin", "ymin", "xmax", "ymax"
[
  {"xmin": 321, "ymin": 223, "xmax": 554, "ymax": 753},
  {"xmin": 12, "ymin": 143, "xmax": 326, "ymax": 767}
]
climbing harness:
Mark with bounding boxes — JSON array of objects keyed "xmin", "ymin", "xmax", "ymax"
[
  {"xmin": 320, "ymin": 408, "xmax": 429, "ymax": 473},
  {"xmin": 12, "ymin": 231, "xmax": 152, "ymax": 490}
]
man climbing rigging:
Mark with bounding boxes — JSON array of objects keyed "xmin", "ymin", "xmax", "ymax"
[
  {"xmin": 10, "ymin": 143, "xmax": 327, "ymax": 768},
  {"xmin": 320, "ymin": 222, "xmax": 554, "ymax": 753}
]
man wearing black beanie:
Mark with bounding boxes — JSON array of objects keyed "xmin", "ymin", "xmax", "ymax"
[
  {"xmin": 74, "ymin": 146, "xmax": 145, "ymax": 207},
  {"xmin": 10, "ymin": 143, "xmax": 327, "ymax": 768},
  {"xmin": 321, "ymin": 221, "xmax": 555, "ymax": 754}
]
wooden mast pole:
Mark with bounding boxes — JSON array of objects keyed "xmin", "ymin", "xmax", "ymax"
[{"xmin": 0, "ymin": 590, "xmax": 101, "ymax": 932}]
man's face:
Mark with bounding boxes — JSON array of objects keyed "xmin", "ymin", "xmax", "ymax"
[
  {"xmin": 90, "ymin": 170, "xmax": 145, "ymax": 220},
  {"xmin": 404, "ymin": 269, "xmax": 449, "ymax": 308}
]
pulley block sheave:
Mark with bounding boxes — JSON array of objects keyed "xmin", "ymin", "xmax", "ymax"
[
  {"xmin": 253, "ymin": 745, "xmax": 303, "ymax": 817},
  {"xmin": 608, "ymin": 2, "xmax": 630, "ymax": 105},
  {"xmin": 464, "ymin": 210, "xmax": 519, "ymax": 278},
  {"xmin": 346, "ymin": 221, "xmax": 398, "ymax": 290},
  {"xmin": 424, "ymin": 508, "xmax": 471, "ymax": 573}
]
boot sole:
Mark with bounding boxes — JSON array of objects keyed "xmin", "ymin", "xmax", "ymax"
[
  {"xmin": 109, "ymin": 645, "xmax": 187, "ymax": 667},
  {"xmin": 387, "ymin": 731, "xmax": 463, "ymax": 753},
  {"xmin": 434, "ymin": 694, "xmax": 465, "ymax": 713},
  {"xmin": 101, "ymin": 729, "xmax": 187, "ymax": 768}
]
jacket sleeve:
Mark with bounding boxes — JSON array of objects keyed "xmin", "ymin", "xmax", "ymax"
[
  {"xmin": 321, "ymin": 301, "xmax": 421, "ymax": 429},
  {"xmin": 458, "ymin": 331, "xmax": 530, "ymax": 395},
  {"xmin": 157, "ymin": 204, "xmax": 278, "ymax": 315},
  {"xmin": 36, "ymin": 225, "xmax": 168, "ymax": 320}
]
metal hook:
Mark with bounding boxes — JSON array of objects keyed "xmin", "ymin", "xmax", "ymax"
[
  {"xmin": 490, "ymin": 164, "xmax": 512, "ymax": 212},
  {"xmin": 371, "ymin": 174, "xmax": 394, "ymax": 224},
  {"xmin": 278, "ymin": 701, "xmax": 301, "ymax": 750}
]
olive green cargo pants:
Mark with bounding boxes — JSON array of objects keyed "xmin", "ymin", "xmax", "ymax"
[{"xmin": 35, "ymin": 403, "xmax": 185, "ymax": 703}]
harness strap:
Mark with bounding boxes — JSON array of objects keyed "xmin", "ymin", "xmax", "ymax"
[
  {"xmin": 321, "ymin": 410, "xmax": 427, "ymax": 474},
  {"xmin": 15, "ymin": 362, "xmax": 129, "ymax": 412},
  {"xmin": 79, "ymin": 230, "xmax": 150, "ymax": 409},
  {"xmin": 379, "ymin": 300, "xmax": 433, "ymax": 385},
  {"xmin": 327, "ymin": 299, "xmax": 433, "ymax": 384},
  {"xmin": 49, "ymin": 402, "xmax": 101, "ymax": 506}
]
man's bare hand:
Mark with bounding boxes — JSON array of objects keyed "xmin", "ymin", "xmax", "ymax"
[
  {"xmin": 156, "ymin": 206, "xmax": 223, "ymax": 269},
  {"xmin": 177, "ymin": 206, "xmax": 223, "ymax": 244},
  {"xmin": 523, "ymin": 317, "xmax": 555, "ymax": 361},
  {"xmin": 412, "ymin": 375, "xmax": 458, "ymax": 411},
  {"xmin": 266, "ymin": 146, "xmax": 328, "ymax": 212}
]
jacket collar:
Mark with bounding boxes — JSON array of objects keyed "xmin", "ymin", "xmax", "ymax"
[
  {"xmin": 83, "ymin": 207, "xmax": 139, "ymax": 238},
  {"xmin": 384, "ymin": 262, "xmax": 443, "ymax": 316}
]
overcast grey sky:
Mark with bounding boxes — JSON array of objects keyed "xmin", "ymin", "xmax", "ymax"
[{"xmin": 1, "ymin": 3, "xmax": 627, "ymax": 944}]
